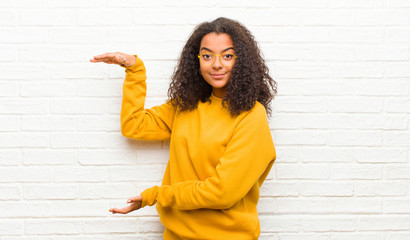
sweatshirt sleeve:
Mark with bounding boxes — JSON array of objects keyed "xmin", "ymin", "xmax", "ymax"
[
  {"xmin": 120, "ymin": 56, "xmax": 176, "ymax": 141},
  {"xmin": 140, "ymin": 104, "xmax": 276, "ymax": 210}
]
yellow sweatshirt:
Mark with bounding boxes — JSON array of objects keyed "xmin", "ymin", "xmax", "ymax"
[{"xmin": 121, "ymin": 56, "xmax": 276, "ymax": 240}]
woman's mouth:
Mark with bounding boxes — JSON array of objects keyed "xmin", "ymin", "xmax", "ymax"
[{"xmin": 210, "ymin": 73, "xmax": 226, "ymax": 79}]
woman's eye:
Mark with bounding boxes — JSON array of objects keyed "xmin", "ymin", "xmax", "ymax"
[
  {"xmin": 223, "ymin": 54, "xmax": 234, "ymax": 59},
  {"xmin": 202, "ymin": 54, "xmax": 212, "ymax": 60}
]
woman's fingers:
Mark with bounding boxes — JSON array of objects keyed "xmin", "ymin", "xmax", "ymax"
[{"xmin": 90, "ymin": 52, "xmax": 135, "ymax": 67}]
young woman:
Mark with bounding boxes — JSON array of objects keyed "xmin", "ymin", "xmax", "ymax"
[{"xmin": 91, "ymin": 17, "xmax": 277, "ymax": 240}]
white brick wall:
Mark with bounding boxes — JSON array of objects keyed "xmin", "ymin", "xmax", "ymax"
[{"xmin": 0, "ymin": 0, "xmax": 409, "ymax": 239}]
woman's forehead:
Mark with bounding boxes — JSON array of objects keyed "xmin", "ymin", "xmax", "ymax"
[{"xmin": 200, "ymin": 33, "xmax": 234, "ymax": 52}]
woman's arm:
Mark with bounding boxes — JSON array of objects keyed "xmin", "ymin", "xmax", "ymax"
[
  {"xmin": 91, "ymin": 53, "xmax": 176, "ymax": 141},
  {"xmin": 140, "ymin": 104, "xmax": 276, "ymax": 210}
]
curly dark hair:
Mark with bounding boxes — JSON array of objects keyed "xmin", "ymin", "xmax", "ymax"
[{"xmin": 168, "ymin": 17, "xmax": 277, "ymax": 116}]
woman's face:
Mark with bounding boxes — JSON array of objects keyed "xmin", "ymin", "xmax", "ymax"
[{"xmin": 199, "ymin": 32, "xmax": 235, "ymax": 98}]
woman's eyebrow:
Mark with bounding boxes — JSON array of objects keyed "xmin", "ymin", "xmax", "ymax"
[{"xmin": 200, "ymin": 47, "xmax": 234, "ymax": 52}]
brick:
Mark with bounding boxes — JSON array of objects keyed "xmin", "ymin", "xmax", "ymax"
[
  {"xmin": 50, "ymin": 99, "xmax": 106, "ymax": 114},
  {"xmin": 77, "ymin": 116, "xmax": 120, "ymax": 132},
  {"xmin": 0, "ymin": 11, "xmax": 16, "ymax": 26},
  {"xmin": 0, "ymin": 220, "xmax": 24, "ymax": 235},
  {"xmin": 331, "ymin": 63, "xmax": 384, "ymax": 78},
  {"xmin": 386, "ymin": 98, "xmax": 410, "ymax": 113},
  {"xmin": 20, "ymin": 46, "xmax": 77, "ymax": 62},
  {"xmin": 357, "ymin": 46, "xmax": 409, "ymax": 61},
  {"xmin": 274, "ymin": 0, "xmax": 328, "ymax": 8},
  {"xmin": 353, "ymin": 149, "xmax": 408, "ymax": 163},
  {"xmin": 300, "ymin": 216, "xmax": 356, "ymax": 232},
  {"xmin": 0, "ymin": 99, "xmax": 48, "ymax": 114},
  {"xmin": 259, "ymin": 215, "xmax": 300, "ymax": 232},
  {"xmin": 260, "ymin": 181, "xmax": 299, "ymax": 197},
  {"xmin": 137, "ymin": 217, "xmax": 164, "ymax": 233},
  {"xmin": 275, "ymin": 63, "xmax": 328, "ymax": 79},
  {"xmin": 356, "ymin": 10, "xmax": 383, "ymax": 26},
  {"xmin": 0, "ymin": 28, "xmax": 47, "ymax": 43},
  {"xmin": 109, "ymin": 165, "xmax": 165, "ymax": 182},
  {"xmin": 49, "ymin": 63, "xmax": 105, "ymax": 79},
  {"xmin": 0, "ymin": 185, "xmax": 20, "ymax": 200},
  {"xmin": 50, "ymin": 133, "xmax": 129, "ymax": 148},
  {"xmin": 300, "ymin": 114, "xmax": 355, "ymax": 129},
  {"xmin": 0, "ymin": 65, "xmax": 47, "ymax": 80},
  {"xmin": 22, "ymin": 116, "xmax": 76, "ymax": 131},
  {"xmin": 389, "ymin": 233, "xmax": 410, "ymax": 240},
  {"xmin": 385, "ymin": 165, "xmax": 410, "ymax": 179},
  {"xmin": 386, "ymin": 64, "xmax": 410, "ymax": 77},
  {"xmin": 329, "ymin": 131, "xmax": 382, "ymax": 147},
  {"xmin": 329, "ymin": 198, "xmax": 381, "ymax": 213},
  {"xmin": 330, "ymin": 28, "xmax": 383, "ymax": 43},
  {"xmin": 331, "ymin": 233, "xmax": 384, "ymax": 240},
  {"xmin": 0, "ymin": 150, "xmax": 20, "ymax": 165},
  {"xmin": 276, "ymin": 130, "xmax": 327, "ymax": 146},
  {"xmin": 355, "ymin": 181, "xmax": 407, "ymax": 196},
  {"xmin": 242, "ymin": 10, "xmax": 299, "ymax": 26},
  {"xmin": 54, "ymin": 167, "xmax": 109, "ymax": 182},
  {"xmin": 79, "ymin": 150, "xmax": 135, "ymax": 165},
  {"xmin": 77, "ymin": 81, "xmax": 122, "ymax": 97},
  {"xmin": 136, "ymin": 149, "xmax": 169, "ymax": 163},
  {"xmin": 388, "ymin": 0, "xmax": 410, "ymax": 7},
  {"xmin": 275, "ymin": 197, "xmax": 328, "ymax": 213},
  {"xmin": 82, "ymin": 218, "xmax": 138, "ymax": 233},
  {"xmin": 356, "ymin": 79, "xmax": 409, "ymax": 96},
  {"xmin": 357, "ymin": 216, "xmax": 410, "ymax": 230},
  {"xmin": 300, "ymin": 182, "xmax": 353, "ymax": 196},
  {"xmin": 301, "ymin": 11, "xmax": 355, "ymax": 26},
  {"xmin": 301, "ymin": 80, "xmax": 356, "ymax": 96},
  {"xmin": 276, "ymin": 27, "xmax": 329, "ymax": 43},
  {"xmin": 25, "ymin": 219, "xmax": 82, "ymax": 235},
  {"xmin": 78, "ymin": 183, "xmax": 137, "ymax": 199},
  {"xmin": 270, "ymin": 114, "xmax": 302, "ymax": 129},
  {"xmin": 77, "ymin": 9, "xmax": 133, "ymax": 26},
  {"xmin": 49, "ymin": 28, "xmax": 105, "ymax": 43},
  {"xmin": 0, "ymin": 167, "xmax": 52, "ymax": 182},
  {"xmin": 384, "ymin": 200, "xmax": 410, "ymax": 213},
  {"xmin": 383, "ymin": 132, "xmax": 410, "ymax": 147},
  {"xmin": 49, "ymin": 201, "xmax": 108, "ymax": 217},
  {"xmin": 300, "ymin": 148, "xmax": 354, "ymax": 163},
  {"xmin": 386, "ymin": 28, "xmax": 410, "ymax": 43},
  {"xmin": 383, "ymin": 10, "xmax": 410, "ymax": 25},
  {"xmin": 0, "ymin": 82, "xmax": 18, "ymax": 96},
  {"xmin": 260, "ymin": 233, "xmax": 280, "ymax": 240},
  {"xmin": 275, "ymin": 147, "xmax": 299, "ymax": 163},
  {"xmin": 300, "ymin": 47, "xmax": 356, "ymax": 61},
  {"xmin": 20, "ymin": 10, "xmax": 74, "ymax": 26},
  {"xmin": 0, "ymin": 45, "xmax": 18, "ymax": 61},
  {"xmin": 257, "ymin": 197, "xmax": 276, "ymax": 213},
  {"xmin": 251, "ymin": 26, "xmax": 277, "ymax": 42},
  {"xmin": 330, "ymin": 164, "xmax": 382, "ymax": 179},
  {"xmin": 23, "ymin": 184, "xmax": 78, "ymax": 199},
  {"xmin": 106, "ymin": 26, "xmax": 191, "ymax": 44},
  {"xmin": 0, "ymin": 133, "xmax": 48, "ymax": 148},
  {"xmin": 0, "ymin": 0, "xmax": 45, "ymax": 8},
  {"xmin": 276, "ymin": 164, "xmax": 329, "ymax": 179},
  {"xmin": 261, "ymin": 44, "xmax": 299, "ymax": 61},
  {"xmin": 330, "ymin": 0, "xmax": 383, "ymax": 8},
  {"xmin": 48, "ymin": 0, "xmax": 100, "ymax": 8},
  {"xmin": 328, "ymin": 98, "xmax": 383, "ymax": 113},
  {"xmin": 105, "ymin": 0, "xmax": 162, "ymax": 7},
  {"xmin": 355, "ymin": 115, "xmax": 408, "ymax": 130},
  {"xmin": 275, "ymin": 97, "xmax": 327, "ymax": 113},
  {"xmin": 279, "ymin": 233, "xmax": 330, "ymax": 240},
  {"xmin": 0, "ymin": 116, "xmax": 20, "ymax": 131},
  {"xmin": 23, "ymin": 150, "xmax": 77, "ymax": 165}
]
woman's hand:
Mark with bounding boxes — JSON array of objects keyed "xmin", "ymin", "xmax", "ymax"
[
  {"xmin": 90, "ymin": 52, "xmax": 136, "ymax": 67},
  {"xmin": 109, "ymin": 195, "xmax": 143, "ymax": 214}
]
